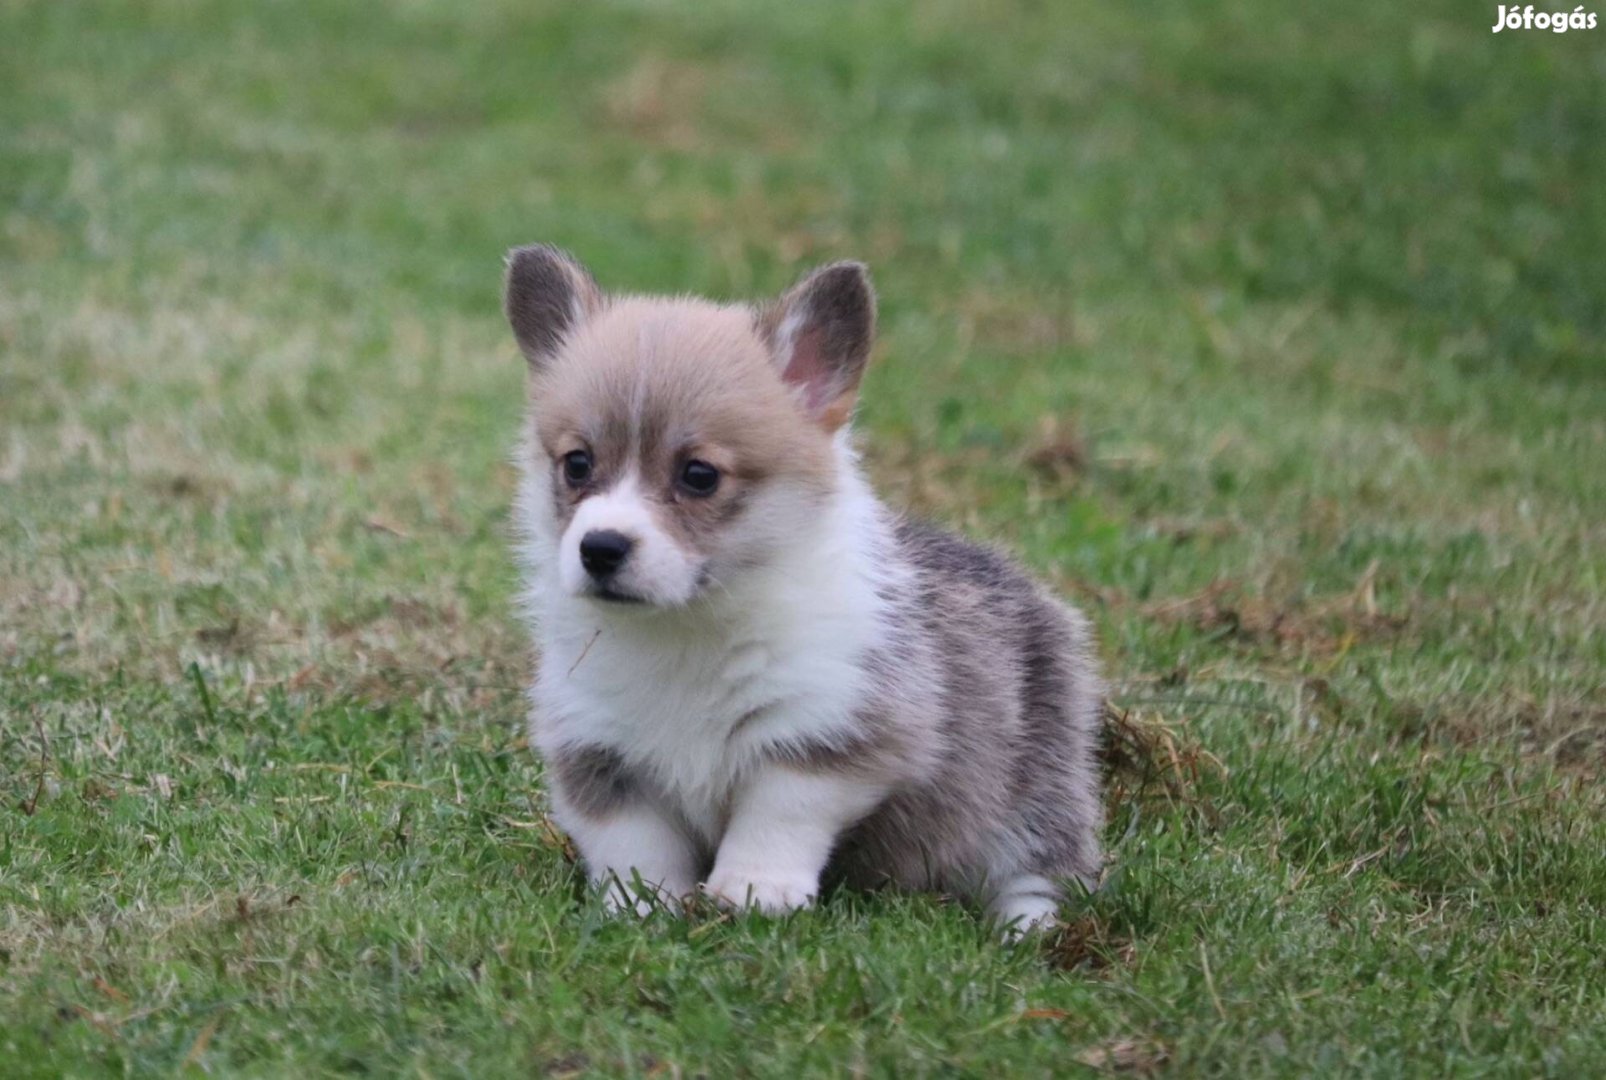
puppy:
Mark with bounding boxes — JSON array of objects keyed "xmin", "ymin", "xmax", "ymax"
[{"xmin": 506, "ymin": 246, "xmax": 1103, "ymax": 933}]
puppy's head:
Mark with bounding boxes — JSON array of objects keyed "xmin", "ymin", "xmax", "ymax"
[{"xmin": 506, "ymin": 245, "xmax": 875, "ymax": 609}]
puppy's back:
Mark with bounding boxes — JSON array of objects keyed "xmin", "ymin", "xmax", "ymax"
[{"xmin": 829, "ymin": 520, "xmax": 1104, "ymax": 896}]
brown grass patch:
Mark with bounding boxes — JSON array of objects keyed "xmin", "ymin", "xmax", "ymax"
[
  {"xmin": 1101, "ymin": 704, "xmax": 1225, "ymax": 824},
  {"xmin": 1023, "ymin": 414, "xmax": 1090, "ymax": 481},
  {"xmin": 602, "ymin": 55, "xmax": 709, "ymax": 151},
  {"xmin": 1073, "ymin": 1036, "xmax": 1171, "ymax": 1075},
  {"xmin": 1390, "ymin": 693, "xmax": 1606, "ymax": 774},
  {"xmin": 1138, "ymin": 570, "xmax": 1407, "ymax": 656},
  {"xmin": 952, "ymin": 287, "xmax": 1082, "ymax": 356},
  {"xmin": 1043, "ymin": 912, "xmax": 1136, "ymax": 974}
]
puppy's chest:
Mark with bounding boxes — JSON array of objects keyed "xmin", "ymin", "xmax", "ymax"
[
  {"xmin": 539, "ymin": 626, "xmax": 858, "ymax": 828},
  {"xmin": 577, "ymin": 635, "xmax": 779, "ymax": 744}
]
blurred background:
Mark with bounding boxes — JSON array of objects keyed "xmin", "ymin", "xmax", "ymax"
[
  {"xmin": 2, "ymin": 1, "xmax": 1603, "ymax": 1072},
  {"xmin": 4, "ymin": 1, "xmax": 1600, "ymax": 683}
]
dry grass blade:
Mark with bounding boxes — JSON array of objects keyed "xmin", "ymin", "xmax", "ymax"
[
  {"xmin": 1074, "ymin": 1036, "xmax": 1171, "ymax": 1074},
  {"xmin": 1043, "ymin": 914, "xmax": 1135, "ymax": 973},
  {"xmin": 18, "ymin": 714, "xmax": 49, "ymax": 816},
  {"xmin": 1101, "ymin": 703, "xmax": 1225, "ymax": 821}
]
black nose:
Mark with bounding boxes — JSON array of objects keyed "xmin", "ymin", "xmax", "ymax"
[{"xmin": 579, "ymin": 529, "xmax": 634, "ymax": 580}]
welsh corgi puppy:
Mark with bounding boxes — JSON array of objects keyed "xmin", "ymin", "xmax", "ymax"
[{"xmin": 506, "ymin": 246, "xmax": 1103, "ymax": 933}]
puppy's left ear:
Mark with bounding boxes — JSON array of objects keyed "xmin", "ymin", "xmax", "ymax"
[
  {"xmin": 503, "ymin": 244, "xmax": 603, "ymax": 372},
  {"xmin": 759, "ymin": 261, "xmax": 876, "ymax": 431}
]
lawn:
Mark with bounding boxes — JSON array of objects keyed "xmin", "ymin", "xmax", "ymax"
[{"xmin": 2, "ymin": 0, "xmax": 1604, "ymax": 1074}]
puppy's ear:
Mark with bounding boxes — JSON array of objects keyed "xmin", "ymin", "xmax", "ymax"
[
  {"xmin": 503, "ymin": 244, "xmax": 603, "ymax": 370},
  {"xmin": 759, "ymin": 261, "xmax": 876, "ymax": 431}
]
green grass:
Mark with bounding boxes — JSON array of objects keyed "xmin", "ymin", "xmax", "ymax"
[{"xmin": 3, "ymin": 0, "xmax": 1604, "ymax": 1074}]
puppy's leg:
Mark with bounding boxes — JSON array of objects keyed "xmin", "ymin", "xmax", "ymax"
[
  {"xmin": 546, "ymin": 744, "xmax": 697, "ymax": 915},
  {"xmin": 565, "ymin": 801, "xmax": 700, "ymax": 915},
  {"xmin": 705, "ymin": 765, "xmax": 884, "ymax": 914},
  {"xmin": 986, "ymin": 873, "xmax": 1062, "ymax": 940}
]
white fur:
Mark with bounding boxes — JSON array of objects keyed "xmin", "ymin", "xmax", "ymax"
[
  {"xmin": 705, "ymin": 766, "xmax": 886, "ymax": 912},
  {"xmin": 557, "ymin": 473, "xmax": 702, "ymax": 606},
  {"xmin": 558, "ymin": 798, "xmax": 699, "ymax": 915},
  {"xmin": 517, "ymin": 437, "xmax": 902, "ymax": 904},
  {"xmin": 772, "ymin": 306, "xmax": 808, "ymax": 365},
  {"xmin": 987, "ymin": 873, "xmax": 1061, "ymax": 939}
]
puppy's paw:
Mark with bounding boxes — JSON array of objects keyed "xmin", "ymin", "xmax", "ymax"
[
  {"xmin": 982, "ymin": 880, "xmax": 1059, "ymax": 938},
  {"xmin": 702, "ymin": 868, "xmax": 817, "ymax": 914},
  {"xmin": 995, "ymin": 909, "xmax": 1058, "ymax": 943}
]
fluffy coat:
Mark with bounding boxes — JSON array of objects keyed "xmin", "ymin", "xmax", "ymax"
[{"xmin": 506, "ymin": 246, "xmax": 1103, "ymax": 931}]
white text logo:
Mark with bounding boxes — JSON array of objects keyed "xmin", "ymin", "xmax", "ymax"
[{"xmin": 1493, "ymin": 5, "xmax": 1597, "ymax": 31}]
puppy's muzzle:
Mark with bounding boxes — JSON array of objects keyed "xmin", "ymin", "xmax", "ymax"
[{"xmin": 579, "ymin": 529, "xmax": 634, "ymax": 582}]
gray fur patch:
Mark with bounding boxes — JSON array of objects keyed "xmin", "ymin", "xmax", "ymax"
[
  {"xmin": 547, "ymin": 742, "xmax": 635, "ymax": 819},
  {"xmin": 818, "ymin": 519, "xmax": 1106, "ymax": 903}
]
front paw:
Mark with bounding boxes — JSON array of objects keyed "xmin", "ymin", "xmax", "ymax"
[{"xmin": 702, "ymin": 867, "xmax": 817, "ymax": 914}]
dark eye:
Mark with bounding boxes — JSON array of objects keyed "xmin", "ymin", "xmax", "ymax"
[
  {"xmin": 679, "ymin": 459, "xmax": 719, "ymax": 496},
  {"xmin": 561, "ymin": 450, "xmax": 592, "ymax": 488}
]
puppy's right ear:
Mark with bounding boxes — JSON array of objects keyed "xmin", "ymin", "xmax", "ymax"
[
  {"xmin": 503, "ymin": 244, "xmax": 603, "ymax": 370},
  {"xmin": 758, "ymin": 261, "xmax": 876, "ymax": 432}
]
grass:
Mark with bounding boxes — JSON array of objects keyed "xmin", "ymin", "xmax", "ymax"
[{"xmin": 2, "ymin": 0, "xmax": 1603, "ymax": 1074}]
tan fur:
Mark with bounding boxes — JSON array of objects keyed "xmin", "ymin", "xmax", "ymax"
[
  {"xmin": 527, "ymin": 297, "xmax": 838, "ymax": 566},
  {"xmin": 505, "ymin": 248, "xmax": 1104, "ymax": 932}
]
